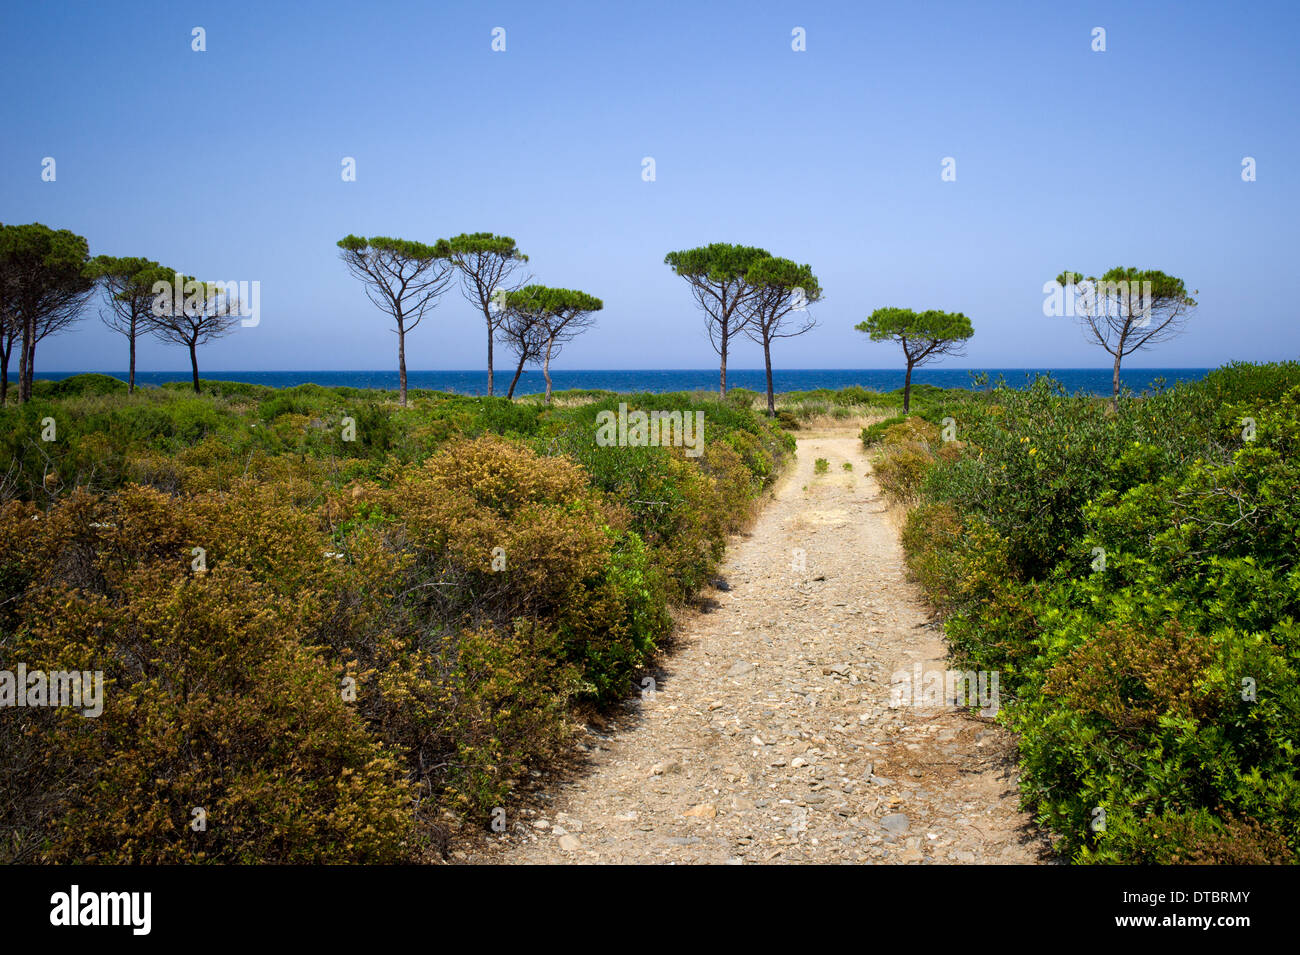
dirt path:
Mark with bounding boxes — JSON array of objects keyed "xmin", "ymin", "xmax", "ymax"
[{"xmin": 468, "ymin": 429, "xmax": 1048, "ymax": 864}]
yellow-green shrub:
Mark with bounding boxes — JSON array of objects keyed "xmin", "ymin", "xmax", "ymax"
[
  {"xmin": 872, "ymin": 444, "xmax": 934, "ymax": 505},
  {"xmin": 0, "ymin": 386, "xmax": 790, "ymax": 859},
  {"xmin": 2, "ymin": 503, "xmax": 413, "ymax": 863},
  {"xmin": 882, "ymin": 416, "xmax": 940, "ymax": 448}
]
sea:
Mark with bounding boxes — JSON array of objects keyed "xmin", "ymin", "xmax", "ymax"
[{"xmin": 37, "ymin": 368, "xmax": 1212, "ymax": 397}]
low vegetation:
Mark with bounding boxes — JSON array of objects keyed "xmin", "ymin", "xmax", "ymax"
[
  {"xmin": 0, "ymin": 376, "xmax": 793, "ymax": 862},
  {"xmin": 867, "ymin": 361, "xmax": 1300, "ymax": 864}
]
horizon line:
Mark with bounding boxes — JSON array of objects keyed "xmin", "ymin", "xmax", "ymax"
[{"xmin": 37, "ymin": 366, "xmax": 1218, "ymax": 375}]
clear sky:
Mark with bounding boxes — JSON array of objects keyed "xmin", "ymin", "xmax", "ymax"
[{"xmin": 3, "ymin": 0, "xmax": 1297, "ymax": 373}]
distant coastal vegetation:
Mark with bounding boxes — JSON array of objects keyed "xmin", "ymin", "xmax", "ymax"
[{"xmin": 30, "ymin": 366, "xmax": 1216, "ymax": 398}]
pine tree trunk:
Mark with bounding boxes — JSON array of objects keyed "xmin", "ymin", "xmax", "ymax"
[
  {"xmin": 719, "ymin": 327, "xmax": 729, "ymax": 399},
  {"xmin": 128, "ymin": 320, "xmax": 136, "ymax": 394},
  {"xmin": 485, "ymin": 309, "xmax": 495, "ymax": 397},
  {"xmin": 397, "ymin": 321, "xmax": 407, "ymax": 408},
  {"xmin": 507, "ymin": 352, "xmax": 527, "ymax": 399},
  {"xmin": 763, "ymin": 339, "xmax": 775, "ymax": 416},
  {"xmin": 18, "ymin": 317, "xmax": 31, "ymax": 403},
  {"xmin": 189, "ymin": 342, "xmax": 200, "ymax": 394},
  {"xmin": 17, "ymin": 325, "xmax": 28, "ymax": 404},
  {"xmin": 1111, "ymin": 351, "xmax": 1123, "ymax": 413},
  {"xmin": 22, "ymin": 333, "xmax": 36, "ymax": 402},
  {"xmin": 903, "ymin": 361, "xmax": 914, "ymax": 414},
  {"xmin": 543, "ymin": 339, "xmax": 554, "ymax": 404}
]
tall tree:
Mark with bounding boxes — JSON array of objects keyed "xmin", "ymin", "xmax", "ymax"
[
  {"xmin": 337, "ymin": 235, "xmax": 454, "ymax": 406},
  {"xmin": 441, "ymin": 233, "xmax": 529, "ymax": 396},
  {"xmin": 855, "ymin": 307, "xmax": 974, "ymax": 413},
  {"xmin": 1055, "ymin": 267, "xmax": 1197, "ymax": 410},
  {"xmin": 88, "ymin": 255, "xmax": 172, "ymax": 394},
  {"xmin": 147, "ymin": 276, "xmax": 241, "ymax": 393},
  {"xmin": 664, "ymin": 243, "xmax": 769, "ymax": 398},
  {"xmin": 0, "ymin": 223, "xmax": 94, "ymax": 403},
  {"xmin": 503, "ymin": 285, "xmax": 602, "ymax": 404},
  {"xmin": 744, "ymin": 256, "xmax": 821, "ymax": 416}
]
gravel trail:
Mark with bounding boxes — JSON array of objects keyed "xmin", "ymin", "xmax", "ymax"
[{"xmin": 468, "ymin": 429, "xmax": 1049, "ymax": 865}]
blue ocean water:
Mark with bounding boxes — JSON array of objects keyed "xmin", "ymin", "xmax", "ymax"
[{"xmin": 38, "ymin": 368, "xmax": 1212, "ymax": 397}]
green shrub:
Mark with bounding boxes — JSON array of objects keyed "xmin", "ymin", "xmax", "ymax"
[
  {"xmin": 892, "ymin": 364, "xmax": 1300, "ymax": 864},
  {"xmin": 30, "ymin": 373, "xmax": 129, "ymax": 398},
  {"xmin": 725, "ymin": 387, "xmax": 759, "ymax": 410},
  {"xmin": 862, "ymin": 415, "xmax": 906, "ymax": 446}
]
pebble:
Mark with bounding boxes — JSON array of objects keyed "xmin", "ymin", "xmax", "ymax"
[{"xmin": 880, "ymin": 813, "xmax": 910, "ymax": 835}]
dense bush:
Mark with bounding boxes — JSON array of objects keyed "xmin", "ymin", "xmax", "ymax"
[
  {"xmin": 889, "ymin": 362, "xmax": 1300, "ymax": 864},
  {"xmin": 0, "ymin": 382, "xmax": 791, "ymax": 862},
  {"xmin": 0, "ymin": 487, "xmax": 415, "ymax": 863},
  {"xmin": 30, "ymin": 373, "xmax": 130, "ymax": 399}
]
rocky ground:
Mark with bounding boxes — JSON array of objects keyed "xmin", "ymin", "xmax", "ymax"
[{"xmin": 462, "ymin": 429, "xmax": 1051, "ymax": 865}]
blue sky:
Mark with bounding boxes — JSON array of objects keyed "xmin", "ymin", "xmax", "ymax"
[{"xmin": 3, "ymin": 0, "xmax": 1297, "ymax": 372}]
